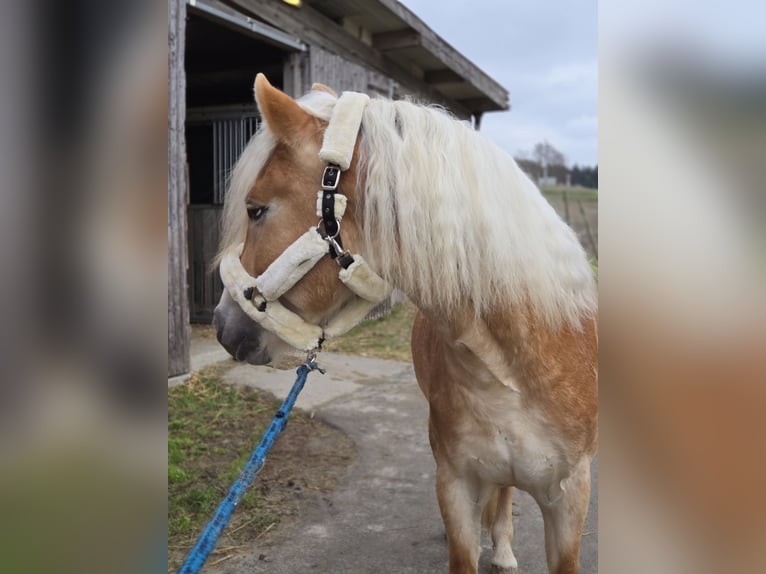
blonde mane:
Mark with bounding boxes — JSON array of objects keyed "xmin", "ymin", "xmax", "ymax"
[
  {"xmin": 358, "ymin": 98, "xmax": 596, "ymax": 327},
  {"xmin": 219, "ymin": 90, "xmax": 596, "ymax": 328}
]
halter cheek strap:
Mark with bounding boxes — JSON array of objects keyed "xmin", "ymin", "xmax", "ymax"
[
  {"xmin": 219, "ymin": 90, "xmax": 393, "ymax": 353},
  {"xmin": 317, "ymin": 91, "xmax": 369, "ymax": 260}
]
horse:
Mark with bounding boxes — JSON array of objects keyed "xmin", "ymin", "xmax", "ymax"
[{"xmin": 213, "ymin": 73, "xmax": 598, "ymax": 574}]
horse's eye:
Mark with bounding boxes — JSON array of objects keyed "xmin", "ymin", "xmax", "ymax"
[{"xmin": 247, "ymin": 205, "xmax": 267, "ymax": 221}]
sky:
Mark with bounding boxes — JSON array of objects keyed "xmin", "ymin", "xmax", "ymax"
[{"xmin": 399, "ymin": 0, "xmax": 598, "ymax": 167}]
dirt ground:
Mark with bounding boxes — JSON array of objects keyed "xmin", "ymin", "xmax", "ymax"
[{"xmin": 168, "ymin": 371, "xmax": 357, "ymax": 571}]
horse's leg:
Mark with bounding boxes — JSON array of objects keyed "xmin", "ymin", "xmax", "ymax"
[
  {"xmin": 490, "ymin": 486, "xmax": 518, "ymax": 573},
  {"xmin": 536, "ymin": 460, "xmax": 591, "ymax": 574},
  {"xmin": 436, "ymin": 466, "xmax": 489, "ymax": 574}
]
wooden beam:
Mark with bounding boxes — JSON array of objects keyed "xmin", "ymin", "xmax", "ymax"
[
  {"xmin": 456, "ymin": 97, "xmax": 509, "ymax": 113},
  {"xmin": 424, "ymin": 68, "xmax": 463, "ymax": 84},
  {"xmin": 219, "ymin": 0, "xmax": 473, "ymax": 118},
  {"xmin": 373, "ymin": 0, "xmax": 509, "ymax": 110},
  {"xmin": 187, "ymin": 67, "xmax": 263, "ymax": 85},
  {"xmin": 372, "ymin": 29, "xmax": 421, "ymax": 51},
  {"xmin": 168, "ymin": 0, "xmax": 191, "ymax": 377}
]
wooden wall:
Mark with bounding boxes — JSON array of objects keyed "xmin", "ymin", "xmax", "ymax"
[
  {"xmin": 187, "ymin": 206, "xmax": 224, "ymax": 322},
  {"xmin": 309, "ymin": 46, "xmax": 396, "ymax": 97},
  {"xmin": 168, "ymin": 0, "xmax": 190, "ymax": 377}
]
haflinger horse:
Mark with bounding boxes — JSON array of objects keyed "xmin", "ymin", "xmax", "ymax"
[{"xmin": 214, "ymin": 74, "xmax": 597, "ymax": 574}]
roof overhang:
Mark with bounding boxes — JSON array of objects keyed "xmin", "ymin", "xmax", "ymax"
[
  {"xmin": 220, "ymin": 0, "xmax": 509, "ymax": 117},
  {"xmin": 339, "ymin": 0, "xmax": 509, "ymax": 113}
]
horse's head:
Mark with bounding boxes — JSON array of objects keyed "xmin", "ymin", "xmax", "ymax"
[{"xmin": 214, "ymin": 75, "xmax": 364, "ymax": 365}]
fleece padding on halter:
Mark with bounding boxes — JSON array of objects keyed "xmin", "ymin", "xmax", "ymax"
[
  {"xmin": 318, "ymin": 92, "xmax": 370, "ymax": 170},
  {"xmin": 254, "ymin": 299, "xmax": 323, "ymax": 351},
  {"xmin": 338, "ymin": 255, "xmax": 393, "ymax": 303},
  {"xmin": 219, "ymin": 244, "xmax": 322, "ymax": 351},
  {"xmin": 315, "ymin": 192, "xmax": 347, "ymax": 220},
  {"xmin": 219, "ymin": 239, "xmax": 390, "ymax": 351},
  {"xmin": 253, "ymin": 229, "xmax": 329, "ymax": 301}
]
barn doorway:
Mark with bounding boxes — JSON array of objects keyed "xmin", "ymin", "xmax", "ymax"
[{"xmin": 185, "ymin": 2, "xmax": 303, "ymax": 321}]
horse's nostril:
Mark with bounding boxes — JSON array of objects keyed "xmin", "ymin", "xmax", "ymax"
[{"xmin": 212, "ymin": 291, "xmax": 269, "ymax": 365}]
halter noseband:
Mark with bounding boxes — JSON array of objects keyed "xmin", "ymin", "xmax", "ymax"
[{"xmin": 219, "ymin": 91, "xmax": 392, "ymax": 353}]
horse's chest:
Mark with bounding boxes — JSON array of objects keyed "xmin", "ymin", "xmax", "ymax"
[{"xmin": 433, "ymin": 382, "xmax": 569, "ymax": 495}]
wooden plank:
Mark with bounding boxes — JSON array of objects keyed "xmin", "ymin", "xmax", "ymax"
[
  {"xmin": 372, "ymin": 29, "xmax": 421, "ymax": 51},
  {"xmin": 188, "ymin": 206, "xmax": 225, "ymax": 322},
  {"xmin": 283, "ymin": 52, "xmax": 307, "ymax": 97},
  {"xmin": 424, "ymin": 68, "xmax": 464, "ymax": 84},
  {"xmin": 168, "ymin": 0, "xmax": 191, "ymax": 377},
  {"xmin": 373, "ymin": 0, "xmax": 508, "ymax": 110},
  {"xmin": 310, "ymin": 45, "xmax": 368, "ymax": 93},
  {"xmin": 220, "ymin": 0, "xmax": 473, "ymax": 117},
  {"xmin": 456, "ymin": 96, "xmax": 508, "ymax": 113}
]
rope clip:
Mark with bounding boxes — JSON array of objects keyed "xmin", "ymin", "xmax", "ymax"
[{"xmin": 304, "ymin": 350, "xmax": 326, "ymax": 374}]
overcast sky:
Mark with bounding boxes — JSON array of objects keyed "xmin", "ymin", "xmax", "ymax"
[{"xmin": 400, "ymin": 0, "xmax": 598, "ymax": 167}]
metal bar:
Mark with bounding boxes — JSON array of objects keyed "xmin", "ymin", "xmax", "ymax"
[
  {"xmin": 187, "ymin": 0, "xmax": 305, "ymax": 52},
  {"xmin": 227, "ymin": 119, "xmax": 233, "ymax": 201},
  {"xmin": 219, "ymin": 120, "xmax": 225, "ymax": 205},
  {"xmin": 187, "ymin": 104, "xmax": 259, "ymax": 123},
  {"xmin": 212, "ymin": 122, "xmax": 217, "ymax": 204},
  {"xmin": 215, "ymin": 122, "xmax": 220, "ymax": 203},
  {"xmin": 207, "ymin": 113, "xmax": 262, "ymax": 205}
]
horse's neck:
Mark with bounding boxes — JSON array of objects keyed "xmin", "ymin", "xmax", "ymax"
[
  {"xmin": 416, "ymin": 304, "xmax": 523, "ymax": 379},
  {"xmin": 418, "ymin": 301, "xmax": 596, "ymax": 392}
]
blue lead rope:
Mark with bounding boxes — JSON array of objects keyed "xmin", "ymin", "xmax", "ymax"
[{"xmin": 178, "ymin": 359, "xmax": 324, "ymax": 574}]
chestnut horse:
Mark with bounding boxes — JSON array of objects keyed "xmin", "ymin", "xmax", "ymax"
[{"xmin": 214, "ymin": 74, "xmax": 597, "ymax": 574}]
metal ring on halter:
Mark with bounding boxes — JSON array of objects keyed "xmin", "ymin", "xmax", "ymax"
[
  {"xmin": 315, "ymin": 217, "xmax": 342, "ymax": 240},
  {"xmin": 315, "ymin": 218, "xmax": 349, "ymax": 264}
]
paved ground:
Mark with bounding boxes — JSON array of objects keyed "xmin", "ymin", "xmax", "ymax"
[{"xmin": 188, "ymin": 339, "xmax": 597, "ymax": 573}]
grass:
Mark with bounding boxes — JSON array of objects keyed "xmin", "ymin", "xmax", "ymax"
[
  {"xmin": 323, "ymin": 301, "xmax": 418, "ymax": 362},
  {"xmin": 541, "ymin": 185, "xmax": 598, "ymax": 200},
  {"xmin": 168, "ymin": 366, "xmax": 278, "ymax": 552},
  {"xmin": 168, "ymin": 365, "xmax": 356, "ymax": 571}
]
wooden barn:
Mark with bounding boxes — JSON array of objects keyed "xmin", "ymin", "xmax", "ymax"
[{"xmin": 168, "ymin": 0, "xmax": 509, "ymax": 377}]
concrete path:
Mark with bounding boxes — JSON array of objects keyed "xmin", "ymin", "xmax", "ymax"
[{"xmin": 198, "ymin": 352, "xmax": 597, "ymax": 574}]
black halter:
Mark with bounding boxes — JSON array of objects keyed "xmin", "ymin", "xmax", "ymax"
[{"xmin": 319, "ymin": 164, "xmax": 354, "ymax": 269}]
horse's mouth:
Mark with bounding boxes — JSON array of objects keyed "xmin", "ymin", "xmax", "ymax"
[{"xmin": 233, "ymin": 341, "xmax": 271, "ymax": 366}]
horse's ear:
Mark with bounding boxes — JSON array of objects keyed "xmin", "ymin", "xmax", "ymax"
[
  {"xmin": 311, "ymin": 82, "xmax": 338, "ymax": 97},
  {"xmin": 254, "ymin": 73, "xmax": 312, "ymax": 145}
]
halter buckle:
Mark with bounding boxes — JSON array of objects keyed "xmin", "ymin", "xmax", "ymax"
[{"xmin": 321, "ymin": 165, "xmax": 341, "ymax": 191}]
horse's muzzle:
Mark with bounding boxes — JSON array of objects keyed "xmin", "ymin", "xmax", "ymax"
[{"xmin": 213, "ymin": 291, "xmax": 271, "ymax": 365}]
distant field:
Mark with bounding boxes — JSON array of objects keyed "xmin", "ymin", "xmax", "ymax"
[
  {"xmin": 541, "ymin": 185, "xmax": 598, "ymax": 200},
  {"xmin": 541, "ymin": 186, "xmax": 598, "ymax": 259}
]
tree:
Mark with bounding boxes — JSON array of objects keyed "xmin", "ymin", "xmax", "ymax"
[
  {"xmin": 514, "ymin": 157, "xmax": 542, "ymax": 181},
  {"xmin": 570, "ymin": 164, "xmax": 598, "ymax": 189},
  {"xmin": 532, "ymin": 140, "xmax": 566, "ymax": 180}
]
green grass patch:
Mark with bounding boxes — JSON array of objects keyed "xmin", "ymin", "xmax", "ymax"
[
  {"xmin": 541, "ymin": 185, "xmax": 598, "ymax": 200},
  {"xmin": 168, "ymin": 365, "xmax": 357, "ymax": 570},
  {"xmin": 168, "ymin": 366, "xmax": 279, "ymax": 567},
  {"xmin": 323, "ymin": 301, "xmax": 417, "ymax": 362}
]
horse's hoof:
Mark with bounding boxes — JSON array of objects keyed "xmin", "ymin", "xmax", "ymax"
[{"xmin": 490, "ymin": 565, "xmax": 518, "ymax": 574}]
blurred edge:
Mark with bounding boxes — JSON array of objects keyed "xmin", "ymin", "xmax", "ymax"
[
  {"xmin": 0, "ymin": 1, "xmax": 167, "ymax": 573},
  {"xmin": 600, "ymin": 2, "xmax": 766, "ymax": 573}
]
